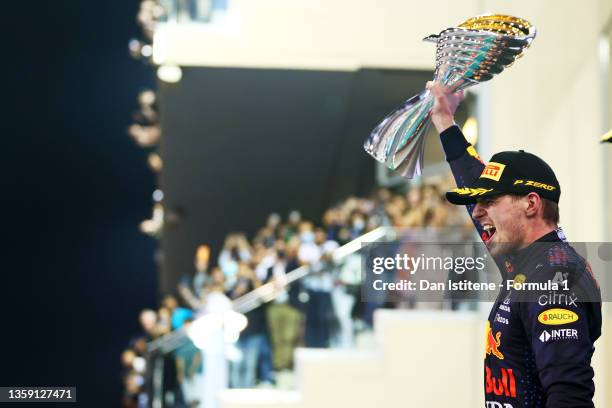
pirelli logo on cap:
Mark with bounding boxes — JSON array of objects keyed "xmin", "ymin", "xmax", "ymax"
[{"xmin": 480, "ymin": 162, "xmax": 506, "ymax": 182}]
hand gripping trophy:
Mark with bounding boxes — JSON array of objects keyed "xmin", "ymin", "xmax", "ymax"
[{"xmin": 364, "ymin": 14, "xmax": 536, "ymax": 178}]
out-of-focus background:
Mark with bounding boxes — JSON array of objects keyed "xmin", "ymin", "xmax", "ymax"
[{"xmin": 3, "ymin": 0, "xmax": 612, "ymax": 407}]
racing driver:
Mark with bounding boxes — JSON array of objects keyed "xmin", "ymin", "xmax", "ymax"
[{"xmin": 427, "ymin": 82, "xmax": 602, "ymax": 408}]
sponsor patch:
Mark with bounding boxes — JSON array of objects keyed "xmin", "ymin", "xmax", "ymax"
[
  {"xmin": 467, "ymin": 145, "xmax": 483, "ymax": 163},
  {"xmin": 539, "ymin": 328, "xmax": 579, "ymax": 342},
  {"xmin": 548, "ymin": 246, "xmax": 571, "ymax": 267},
  {"xmin": 512, "ymin": 274, "xmax": 526, "ymax": 289},
  {"xmin": 485, "ymin": 366, "xmax": 516, "ymax": 397},
  {"xmin": 537, "ymin": 291, "xmax": 578, "ymax": 307},
  {"xmin": 480, "ymin": 162, "xmax": 506, "ymax": 181},
  {"xmin": 486, "ymin": 402, "xmax": 514, "ymax": 408},
  {"xmin": 538, "ymin": 308, "xmax": 579, "ymax": 325},
  {"xmin": 485, "ymin": 321, "xmax": 504, "ymax": 360},
  {"xmin": 494, "ymin": 313, "xmax": 509, "ymax": 325}
]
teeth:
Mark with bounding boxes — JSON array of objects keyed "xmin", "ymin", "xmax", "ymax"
[{"xmin": 483, "ymin": 225, "xmax": 495, "ymax": 233}]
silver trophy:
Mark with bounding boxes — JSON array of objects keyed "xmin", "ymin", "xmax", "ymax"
[{"xmin": 364, "ymin": 14, "xmax": 536, "ymax": 178}]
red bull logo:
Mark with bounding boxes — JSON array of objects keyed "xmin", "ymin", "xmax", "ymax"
[
  {"xmin": 485, "ymin": 366, "xmax": 517, "ymax": 397},
  {"xmin": 485, "ymin": 321, "xmax": 504, "ymax": 360}
]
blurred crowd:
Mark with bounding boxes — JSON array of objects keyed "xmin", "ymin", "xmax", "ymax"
[{"xmin": 122, "ymin": 181, "xmax": 472, "ymax": 407}]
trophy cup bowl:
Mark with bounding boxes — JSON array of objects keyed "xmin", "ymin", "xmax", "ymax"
[{"xmin": 363, "ymin": 14, "xmax": 536, "ymax": 178}]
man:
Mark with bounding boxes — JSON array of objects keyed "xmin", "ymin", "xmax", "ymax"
[{"xmin": 428, "ymin": 82, "xmax": 602, "ymax": 408}]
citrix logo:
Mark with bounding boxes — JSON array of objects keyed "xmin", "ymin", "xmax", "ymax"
[{"xmin": 537, "ymin": 291, "xmax": 578, "ymax": 307}]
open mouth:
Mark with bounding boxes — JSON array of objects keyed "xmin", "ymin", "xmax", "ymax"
[{"xmin": 481, "ymin": 224, "xmax": 496, "ymax": 245}]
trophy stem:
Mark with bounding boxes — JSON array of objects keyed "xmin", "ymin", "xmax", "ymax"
[{"xmin": 363, "ymin": 89, "xmax": 429, "ymax": 165}]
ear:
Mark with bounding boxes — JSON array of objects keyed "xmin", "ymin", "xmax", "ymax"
[{"xmin": 524, "ymin": 192, "xmax": 542, "ymax": 218}]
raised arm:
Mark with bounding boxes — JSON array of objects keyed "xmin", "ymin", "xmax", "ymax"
[{"xmin": 428, "ymin": 82, "xmax": 487, "ymax": 240}]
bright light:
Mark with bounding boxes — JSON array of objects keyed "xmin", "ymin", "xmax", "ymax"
[
  {"xmin": 187, "ymin": 311, "xmax": 248, "ymax": 351},
  {"xmin": 141, "ymin": 44, "xmax": 153, "ymax": 58},
  {"xmin": 157, "ymin": 64, "xmax": 182, "ymax": 83},
  {"xmin": 462, "ymin": 116, "xmax": 478, "ymax": 145},
  {"xmin": 152, "ymin": 189, "xmax": 164, "ymax": 202},
  {"xmin": 224, "ymin": 310, "xmax": 248, "ymax": 334},
  {"xmin": 147, "ymin": 153, "xmax": 163, "ymax": 172},
  {"xmin": 187, "ymin": 314, "xmax": 224, "ymax": 350}
]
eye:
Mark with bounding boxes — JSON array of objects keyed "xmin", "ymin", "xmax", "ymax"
[{"xmin": 477, "ymin": 197, "xmax": 497, "ymax": 206}]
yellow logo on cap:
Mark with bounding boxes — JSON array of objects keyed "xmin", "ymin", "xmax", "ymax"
[
  {"xmin": 537, "ymin": 308, "xmax": 579, "ymax": 325},
  {"xmin": 513, "ymin": 180, "xmax": 556, "ymax": 191},
  {"xmin": 480, "ymin": 162, "xmax": 506, "ymax": 182},
  {"xmin": 451, "ymin": 187, "xmax": 493, "ymax": 196}
]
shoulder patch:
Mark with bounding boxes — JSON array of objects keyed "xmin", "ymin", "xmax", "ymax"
[
  {"xmin": 466, "ymin": 146, "xmax": 483, "ymax": 163},
  {"xmin": 547, "ymin": 245, "xmax": 573, "ymax": 268}
]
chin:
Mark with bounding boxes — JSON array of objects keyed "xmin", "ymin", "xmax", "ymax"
[
  {"xmin": 488, "ymin": 243, "xmax": 508, "ymax": 258},
  {"xmin": 487, "ymin": 237, "xmax": 517, "ymax": 258}
]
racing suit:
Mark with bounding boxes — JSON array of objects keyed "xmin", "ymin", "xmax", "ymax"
[{"xmin": 439, "ymin": 125, "xmax": 602, "ymax": 408}]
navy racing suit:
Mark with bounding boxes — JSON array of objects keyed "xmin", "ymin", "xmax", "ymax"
[{"xmin": 439, "ymin": 125, "xmax": 602, "ymax": 408}]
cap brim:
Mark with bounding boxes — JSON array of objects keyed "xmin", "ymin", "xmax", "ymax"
[{"xmin": 445, "ymin": 186, "xmax": 501, "ymax": 205}]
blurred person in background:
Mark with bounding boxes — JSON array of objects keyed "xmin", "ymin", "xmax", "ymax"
[
  {"xmin": 333, "ymin": 247, "xmax": 362, "ymax": 346},
  {"xmin": 250, "ymin": 242, "xmax": 276, "ymax": 386},
  {"xmin": 161, "ymin": 295, "xmax": 194, "ymax": 330},
  {"xmin": 349, "ymin": 210, "xmax": 367, "ymax": 239},
  {"xmin": 219, "ymin": 234, "xmax": 252, "ymax": 291},
  {"xmin": 228, "ymin": 262, "xmax": 268, "ymax": 388},
  {"xmin": 192, "ymin": 245, "xmax": 210, "ymax": 298},
  {"xmin": 297, "ymin": 222, "xmax": 320, "ymax": 265},
  {"xmin": 322, "ymin": 208, "xmax": 342, "ymax": 241},
  {"xmin": 157, "ymin": 307, "xmax": 172, "ymax": 336},
  {"xmin": 175, "ymin": 320, "xmax": 203, "ymax": 408},
  {"xmin": 178, "ymin": 245, "xmax": 212, "ymax": 310},
  {"xmin": 121, "ymin": 348, "xmax": 147, "ymax": 408},
  {"xmin": 265, "ymin": 243, "xmax": 303, "ymax": 372},
  {"xmin": 402, "ymin": 186, "xmax": 426, "ymax": 228},
  {"xmin": 282, "ymin": 210, "xmax": 302, "ymax": 241},
  {"xmin": 422, "ymin": 184, "xmax": 448, "ymax": 228},
  {"xmin": 139, "ymin": 309, "xmax": 162, "ymax": 340},
  {"xmin": 301, "ymin": 229, "xmax": 337, "ymax": 348}
]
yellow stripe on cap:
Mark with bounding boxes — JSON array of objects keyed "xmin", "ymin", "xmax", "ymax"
[{"xmin": 451, "ymin": 187, "xmax": 494, "ymax": 196}]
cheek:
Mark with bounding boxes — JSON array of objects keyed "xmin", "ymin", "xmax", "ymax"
[
  {"xmin": 501, "ymin": 210, "xmax": 523, "ymax": 234},
  {"xmin": 492, "ymin": 208, "xmax": 518, "ymax": 232}
]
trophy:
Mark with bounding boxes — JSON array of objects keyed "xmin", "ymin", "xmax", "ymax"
[{"xmin": 364, "ymin": 14, "xmax": 536, "ymax": 178}]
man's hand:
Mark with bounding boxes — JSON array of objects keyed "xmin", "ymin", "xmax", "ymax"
[{"xmin": 427, "ymin": 82, "xmax": 465, "ymax": 133}]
